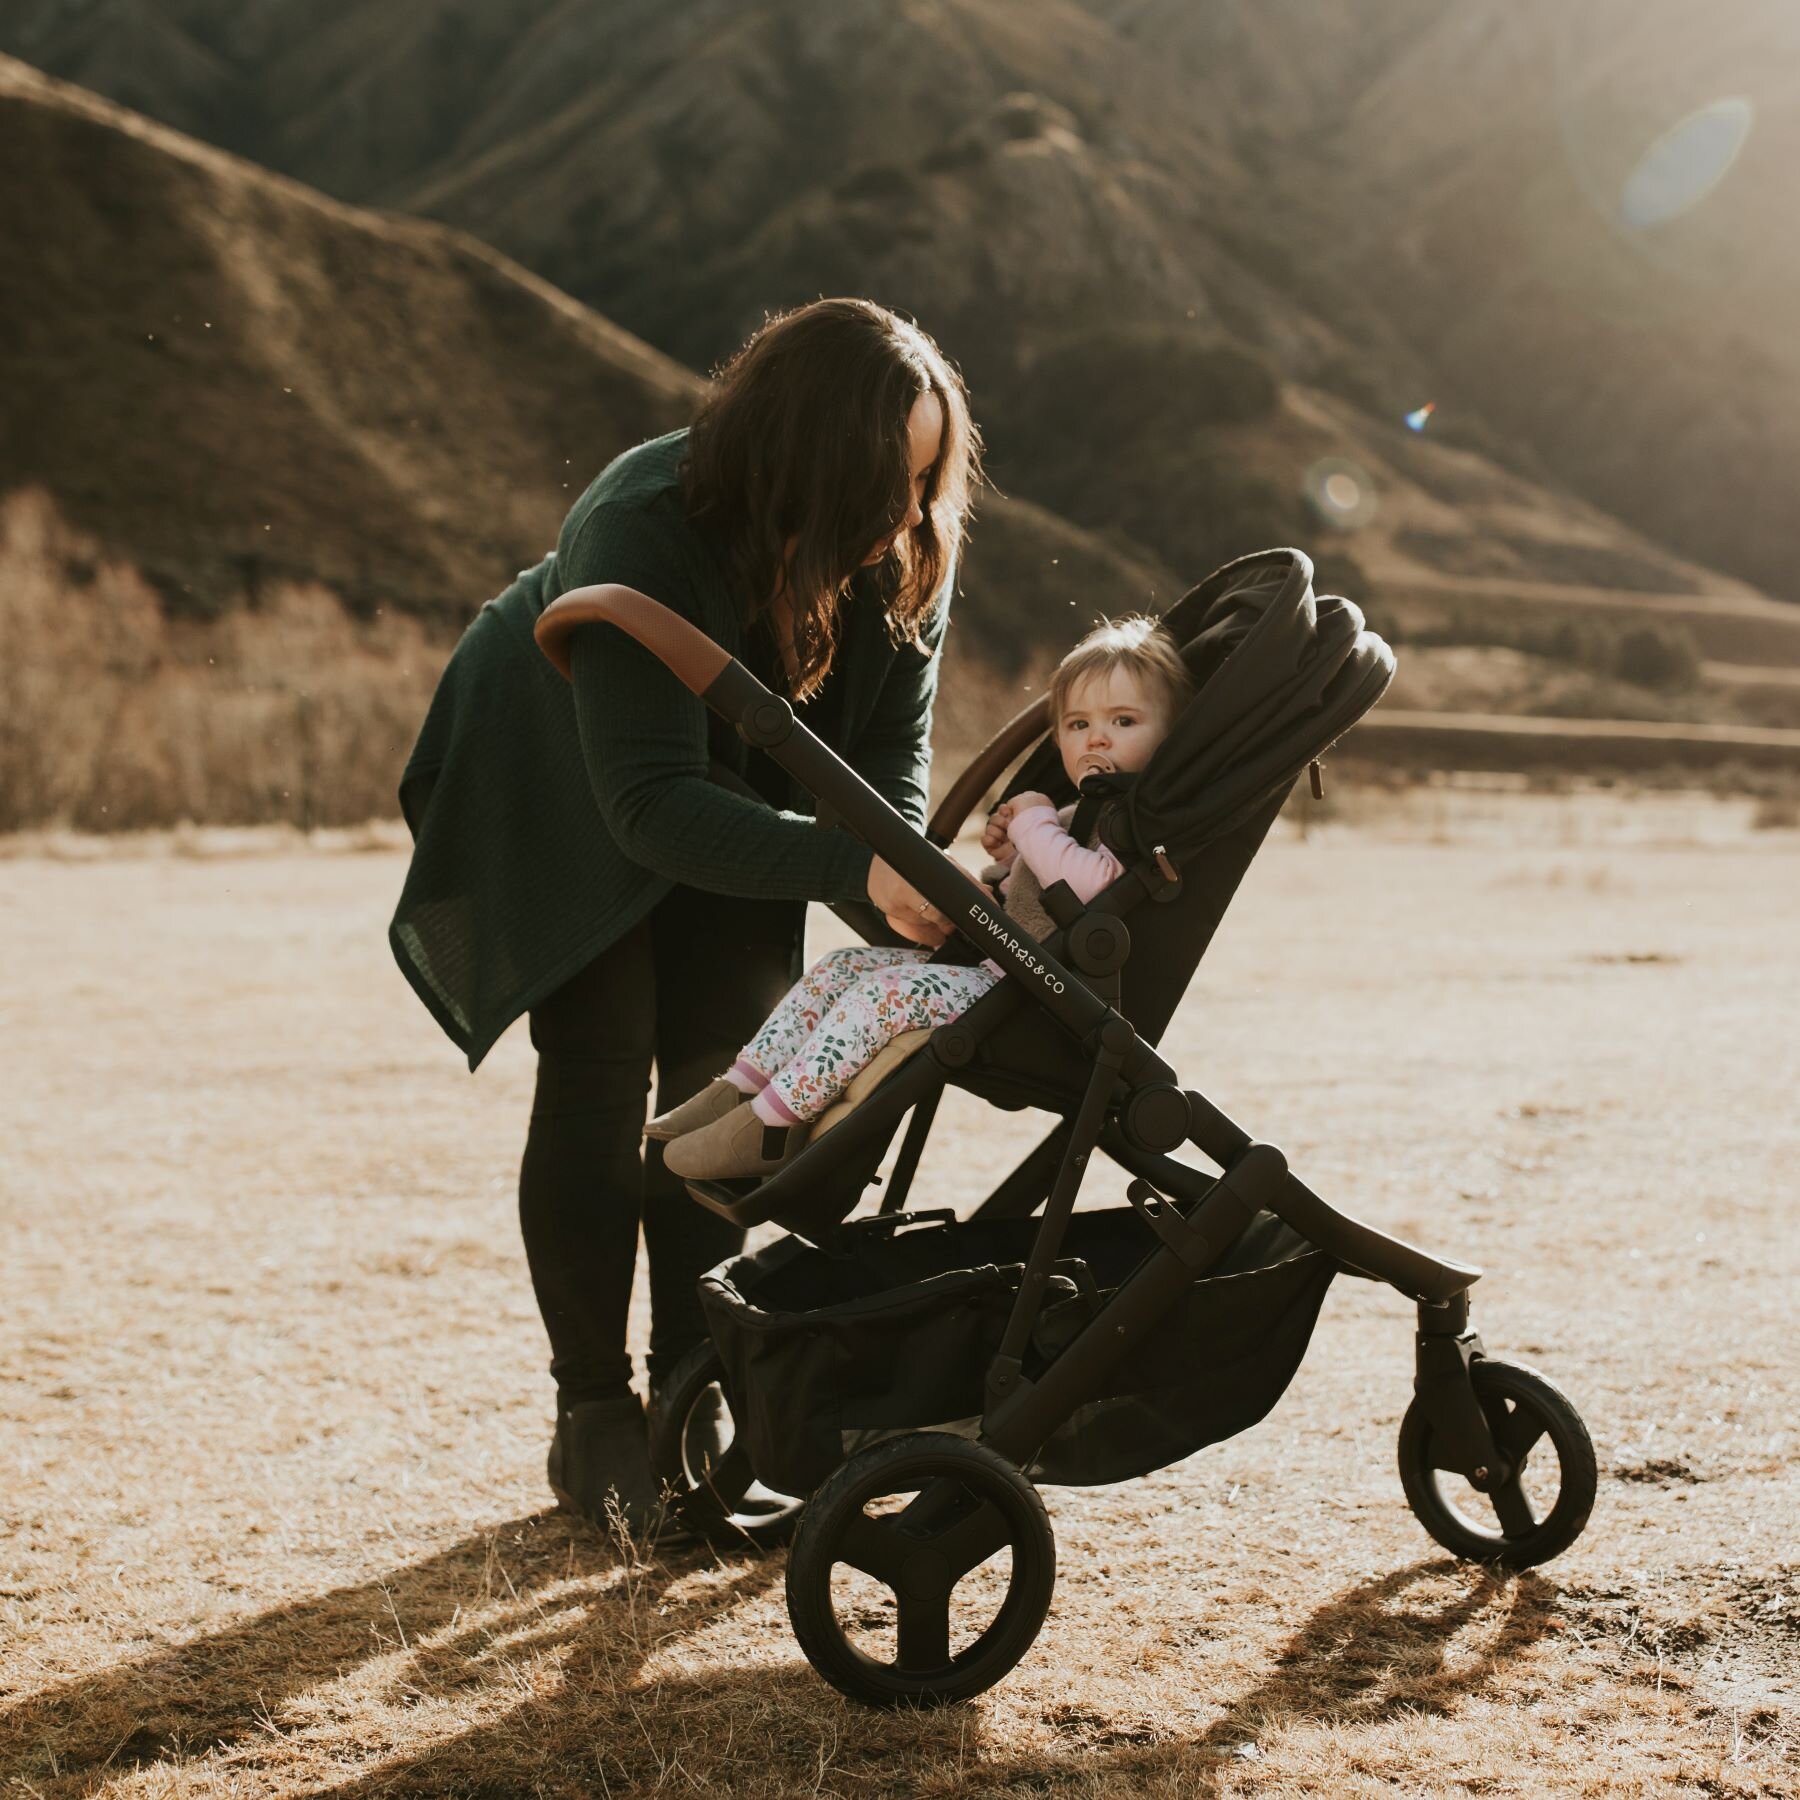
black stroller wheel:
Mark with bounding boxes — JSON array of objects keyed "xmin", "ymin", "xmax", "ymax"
[
  {"xmin": 646, "ymin": 1342, "xmax": 804, "ymax": 1549},
  {"xmin": 1398, "ymin": 1358, "xmax": 1596, "ymax": 1568},
  {"xmin": 785, "ymin": 1432, "xmax": 1055, "ymax": 1708}
]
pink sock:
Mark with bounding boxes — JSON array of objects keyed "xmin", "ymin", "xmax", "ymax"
[
  {"xmin": 751, "ymin": 1087, "xmax": 802, "ymax": 1127},
  {"xmin": 726, "ymin": 1059, "xmax": 768, "ymax": 1094}
]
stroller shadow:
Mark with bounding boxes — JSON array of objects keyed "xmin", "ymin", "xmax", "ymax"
[
  {"xmin": 1021, "ymin": 1557, "xmax": 1563, "ymax": 1790},
  {"xmin": 1197, "ymin": 1557, "xmax": 1558, "ymax": 1730},
  {"xmin": 300, "ymin": 1555, "xmax": 1563, "ymax": 1796},
  {"xmin": 0, "ymin": 1510, "xmax": 781, "ymax": 1787}
]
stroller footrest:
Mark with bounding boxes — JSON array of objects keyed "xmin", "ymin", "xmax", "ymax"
[{"xmin": 682, "ymin": 1177, "xmax": 764, "ymax": 1228}]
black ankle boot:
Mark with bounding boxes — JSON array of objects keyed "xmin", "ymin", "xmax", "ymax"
[{"xmin": 547, "ymin": 1396, "xmax": 667, "ymax": 1536}]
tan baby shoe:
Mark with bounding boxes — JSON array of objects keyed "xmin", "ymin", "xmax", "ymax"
[
  {"xmin": 663, "ymin": 1103, "xmax": 811, "ymax": 1182},
  {"xmin": 645, "ymin": 1076, "xmax": 748, "ymax": 1141}
]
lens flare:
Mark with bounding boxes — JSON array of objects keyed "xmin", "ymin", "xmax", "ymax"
[
  {"xmin": 1302, "ymin": 456, "xmax": 1378, "ymax": 530},
  {"xmin": 1620, "ymin": 97, "xmax": 1754, "ymax": 228}
]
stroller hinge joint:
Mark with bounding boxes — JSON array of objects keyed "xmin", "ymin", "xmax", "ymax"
[
  {"xmin": 1067, "ymin": 911, "xmax": 1131, "ymax": 978},
  {"xmin": 1126, "ymin": 1178, "xmax": 1214, "ymax": 1270},
  {"xmin": 985, "ymin": 1355, "xmax": 1026, "ymax": 1411},
  {"xmin": 736, "ymin": 694, "xmax": 795, "ymax": 747}
]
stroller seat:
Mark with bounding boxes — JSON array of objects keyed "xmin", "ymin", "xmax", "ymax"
[{"xmin": 675, "ymin": 764, "xmax": 1286, "ymax": 1241}]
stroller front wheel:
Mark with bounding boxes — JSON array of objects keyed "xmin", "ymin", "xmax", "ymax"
[
  {"xmin": 786, "ymin": 1432, "xmax": 1056, "ymax": 1707},
  {"xmin": 647, "ymin": 1341, "xmax": 804, "ymax": 1549},
  {"xmin": 1398, "ymin": 1357, "xmax": 1597, "ymax": 1568}
]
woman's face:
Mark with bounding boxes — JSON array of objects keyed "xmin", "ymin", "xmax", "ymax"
[
  {"xmin": 861, "ymin": 390, "xmax": 945, "ymax": 565},
  {"xmin": 1057, "ymin": 669, "xmax": 1173, "ymax": 785}
]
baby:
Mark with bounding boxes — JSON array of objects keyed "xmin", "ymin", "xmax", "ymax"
[{"xmin": 649, "ymin": 615, "xmax": 1195, "ymax": 1182}]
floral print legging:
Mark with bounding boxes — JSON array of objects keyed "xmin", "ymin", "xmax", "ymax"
[{"xmin": 741, "ymin": 945, "xmax": 1000, "ymax": 1121}]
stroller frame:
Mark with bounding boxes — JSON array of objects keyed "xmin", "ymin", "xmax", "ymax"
[{"xmin": 538, "ymin": 580, "xmax": 1597, "ymax": 1707}]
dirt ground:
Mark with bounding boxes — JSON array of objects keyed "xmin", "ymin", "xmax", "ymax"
[{"xmin": 2, "ymin": 786, "xmax": 1796, "ymax": 1798}]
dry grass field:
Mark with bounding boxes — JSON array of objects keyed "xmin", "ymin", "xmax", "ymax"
[{"xmin": 2, "ymin": 788, "xmax": 1796, "ymax": 1798}]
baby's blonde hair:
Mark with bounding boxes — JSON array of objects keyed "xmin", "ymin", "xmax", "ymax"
[{"xmin": 1049, "ymin": 614, "xmax": 1194, "ymax": 723}]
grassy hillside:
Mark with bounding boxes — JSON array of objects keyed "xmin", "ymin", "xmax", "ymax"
[{"xmin": 0, "ymin": 54, "xmax": 698, "ymax": 626}]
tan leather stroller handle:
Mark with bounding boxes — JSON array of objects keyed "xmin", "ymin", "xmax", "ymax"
[
  {"xmin": 534, "ymin": 584, "xmax": 732, "ymax": 693},
  {"xmin": 538, "ymin": 586, "xmax": 1053, "ymax": 846},
  {"xmin": 926, "ymin": 696, "xmax": 1051, "ymax": 843}
]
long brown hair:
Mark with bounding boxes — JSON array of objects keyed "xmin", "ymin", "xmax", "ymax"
[{"xmin": 681, "ymin": 298, "xmax": 981, "ymax": 696}]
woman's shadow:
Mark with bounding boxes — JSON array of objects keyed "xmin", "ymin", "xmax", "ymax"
[{"xmin": 1, "ymin": 1509, "xmax": 782, "ymax": 1788}]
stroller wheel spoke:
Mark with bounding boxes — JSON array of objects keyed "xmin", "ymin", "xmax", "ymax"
[
  {"xmin": 891, "ymin": 1477, "xmax": 1009, "ymax": 1577},
  {"xmin": 697, "ymin": 1439, "xmax": 755, "ymax": 1509},
  {"xmin": 1489, "ymin": 1473, "xmax": 1537, "ymax": 1538},
  {"xmin": 896, "ymin": 1475, "xmax": 966, "ymax": 1536},
  {"xmin": 1495, "ymin": 1399, "xmax": 1548, "ymax": 1467},
  {"xmin": 895, "ymin": 1589, "xmax": 952, "ymax": 1670},
  {"xmin": 836, "ymin": 1509, "xmax": 909, "ymax": 1585},
  {"xmin": 929, "ymin": 1496, "xmax": 1011, "ymax": 1580}
]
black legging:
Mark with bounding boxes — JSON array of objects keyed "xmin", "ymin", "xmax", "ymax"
[{"xmin": 520, "ymin": 881, "xmax": 803, "ymax": 1406}]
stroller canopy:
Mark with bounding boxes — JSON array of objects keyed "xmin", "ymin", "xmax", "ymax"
[{"xmin": 1002, "ymin": 547, "xmax": 1394, "ymax": 864}]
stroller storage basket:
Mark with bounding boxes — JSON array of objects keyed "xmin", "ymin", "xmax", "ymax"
[{"xmin": 700, "ymin": 1207, "xmax": 1336, "ymax": 1495}]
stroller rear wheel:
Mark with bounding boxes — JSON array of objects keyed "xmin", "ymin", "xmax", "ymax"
[
  {"xmin": 1398, "ymin": 1358, "xmax": 1596, "ymax": 1568},
  {"xmin": 786, "ymin": 1432, "xmax": 1056, "ymax": 1707},
  {"xmin": 646, "ymin": 1341, "xmax": 804, "ymax": 1549}
]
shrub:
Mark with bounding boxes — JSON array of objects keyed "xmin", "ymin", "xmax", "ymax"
[
  {"xmin": 1399, "ymin": 603, "xmax": 1702, "ymax": 695},
  {"xmin": 0, "ymin": 488, "xmax": 448, "ymax": 832},
  {"xmin": 1613, "ymin": 624, "xmax": 1700, "ymax": 692}
]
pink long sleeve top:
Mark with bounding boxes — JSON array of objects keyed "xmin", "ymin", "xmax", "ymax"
[
  {"xmin": 975, "ymin": 801, "xmax": 1125, "ymax": 977},
  {"xmin": 1001, "ymin": 802, "xmax": 1125, "ymax": 904}
]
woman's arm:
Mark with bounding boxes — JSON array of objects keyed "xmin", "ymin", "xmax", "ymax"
[
  {"xmin": 561, "ymin": 505, "xmax": 874, "ymax": 901},
  {"xmin": 1006, "ymin": 800, "xmax": 1124, "ymax": 904},
  {"xmin": 570, "ymin": 629, "xmax": 876, "ymax": 899}
]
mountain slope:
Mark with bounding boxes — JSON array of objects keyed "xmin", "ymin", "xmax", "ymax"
[
  {"xmin": 0, "ymin": 53, "xmax": 1196, "ymax": 829},
  {"xmin": 0, "ymin": 50, "xmax": 1176, "ymax": 656},
  {"xmin": 8, "ymin": 0, "xmax": 1788, "ymax": 608},
  {"xmin": 0, "ymin": 51, "xmax": 699, "ymax": 621}
]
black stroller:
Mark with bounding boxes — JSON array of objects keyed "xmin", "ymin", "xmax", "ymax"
[{"xmin": 537, "ymin": 549, "xmax": 1597, "ymax": 1708}]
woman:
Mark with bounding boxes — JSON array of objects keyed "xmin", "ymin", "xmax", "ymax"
[{"xmin": 389, "ymin": 298, "xmax": 981, "ymax": 1531}]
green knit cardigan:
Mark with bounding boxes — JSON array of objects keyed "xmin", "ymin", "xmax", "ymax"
[{"xmin": 389, "ymin": 430, "xmax": 950, "ymax": 1068}]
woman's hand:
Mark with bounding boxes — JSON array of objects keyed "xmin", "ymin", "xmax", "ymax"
[{"xmin": 867, "ymin": 855, "xmax": 952, "ymax": 947}]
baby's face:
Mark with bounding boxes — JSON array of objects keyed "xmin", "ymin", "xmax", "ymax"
[{"xmin": 1057, "ymin": 669, "xmax": 1172, "ymax": 786}]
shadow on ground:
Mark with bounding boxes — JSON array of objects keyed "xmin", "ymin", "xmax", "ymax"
[
  {"xmin": 0, "ymin": 1510, "xmax": 782, "ymax": 1789},
  {"xmin": 3, "ymin": 1538, "xmax": 1560, "ymax": 1796},
  {"xmin": 977, "ymin": 1558, "xmax": 1563, "ymax": 1794}
]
